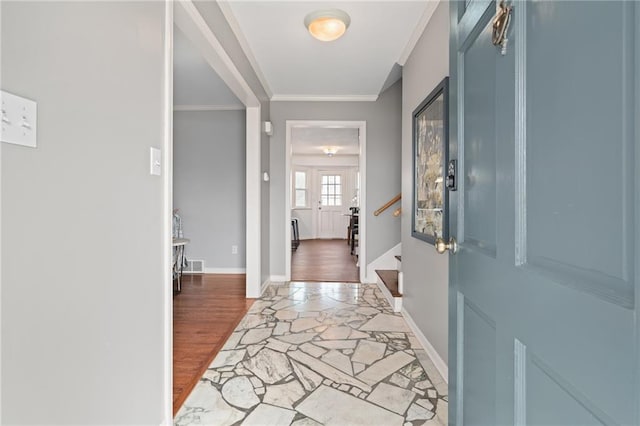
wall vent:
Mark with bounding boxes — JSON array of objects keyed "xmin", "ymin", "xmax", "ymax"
[{"xmin": 184, "ymin": 259, "xmax": 205, "ymax": 274}]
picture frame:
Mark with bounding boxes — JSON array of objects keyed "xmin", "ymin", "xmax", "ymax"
[{"xmin": 412, "ymin": 77, "xmax": 449, "ymax": 245}]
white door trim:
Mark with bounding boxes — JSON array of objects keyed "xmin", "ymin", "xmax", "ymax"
[
  {"xmin": 285, "ymin": 120, "xmax": 367, "ymax": 283},
  {"xmin": 161, "ymin": 2, "xmax": 173, "ymax": 423},
  {"xmin": 165, "ymin": 1, "xmax": 263, "ymax": 422},
  {"xmin": 245, "ymin": 106, "xmax": 261, "ymax": 298},
  {"xmin": 0, "ymin": 1, "xmax": 4, "ymax": 421}
]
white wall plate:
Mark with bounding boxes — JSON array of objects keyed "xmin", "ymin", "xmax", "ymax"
[{"xmin": 1, "ymin": 90, "xmax": 37, "ymax": 148}]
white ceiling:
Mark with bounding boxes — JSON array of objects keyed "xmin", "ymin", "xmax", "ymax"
[
  {"xmin": 173, "ymin": 25, "xmax": 243, "ymax": 107},
  {"xmin": 292, "ymin": 127, "xmax": 359, "ymax": 155},
  {"xmin": 223, "ymin": 1, "xmax": 432, "ymax": 100}
]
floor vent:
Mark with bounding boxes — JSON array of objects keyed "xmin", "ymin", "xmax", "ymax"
[{"xmin": 184, "ymin": 259, "xmax": 205, "ymax": 274}]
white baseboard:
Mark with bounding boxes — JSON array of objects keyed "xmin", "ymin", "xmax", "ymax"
[
  {"xmin": 375, "ymin": 277, "xmax": 402, "ymax": 312},
  {"xmin": 260, "ymin": 278, "xmax": 271, "ymax": 296},
  {"xmin": 402, "ymin": 307, "xmax": 449, "ymax": 384},
  {"xmin": 204, "ymin": 267, "xmax": 246, "ymax": 274},
  {"xmin": 270, "ymin": 275, "xmax": 287, "ymax": 283},
  {"xmin": 365, "ymin": 242, "xmax": 401, "ymax": 283}
]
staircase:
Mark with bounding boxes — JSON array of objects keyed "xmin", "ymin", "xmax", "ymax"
[{"xmin": 375, "ymin": 255, "xmax": 403, "ymax": 312}]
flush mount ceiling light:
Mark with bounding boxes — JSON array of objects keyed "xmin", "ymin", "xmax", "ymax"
[
  {"xmin": 304, "ymin": 9, "xmax": 351, "ymax": 42},
  {"xmin": 323, "ymin": 146, "xmax": 338, "ymax": 157}
]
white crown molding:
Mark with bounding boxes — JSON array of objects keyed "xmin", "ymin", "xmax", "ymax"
[
  {"xmin": 173, "ymin": 104, "xmax": 244, "ymax": 111},
  {"xmin": 292, "ymin": 153, "xmax": 360, "ymax": 158},
  {"xmin": 271, "ymin": 94, "xmax": 379, "ymax": 102},
  {"xmin": 397, "ymin": 0, "xmax": 441, "ymax": 66},
  {"xmin": 218, "ymin": 1, "xmax": 274, "ymax": 99}
]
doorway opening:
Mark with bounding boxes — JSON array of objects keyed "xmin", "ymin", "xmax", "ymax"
[
  {"xmin": 171, "ymin": 23, "xmax": 250, "ymax": 414},
  {"xmin": 285, "ymin": 121, "xmax": 367, "ymax": 283},
  {"xmin": 166, "ymin": 1, "xmax": 263, "ymax": 419}
]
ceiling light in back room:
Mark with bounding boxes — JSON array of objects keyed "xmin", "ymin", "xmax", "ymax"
[
  {"xmin": 304, "ymin": 9, "xmax": 351, "ymax": 42},
  {"xmin": 323, "ymin": 146, "xmax": 338, "ymax": 157}
]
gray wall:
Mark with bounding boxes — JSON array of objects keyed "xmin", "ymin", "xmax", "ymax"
[
  {"xmin": 173, "ymin": 110, "xmax": 246, "ymax": 270},
  {"xmin": 270, "ymin": 81, "xmax": 402, "ymax": 278},
  {"xmin": 2, "ymin": 2, "xmax": 166, "ymax": 424},
  {"xmin": 401, "ymin": 1, "xmax": 450, "ymax": 363}
]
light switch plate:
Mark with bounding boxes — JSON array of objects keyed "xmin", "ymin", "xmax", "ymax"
[
  {"xmin": 262, "ymin": 121, "xmax": 273, "ymax": 136},
  {"xmin": 150, "ymin": 147, "xmax": 161, "ymax": 176},
  {"xmin": 1, "ymin": 90, "xmax": 37, "ymax": 148}
]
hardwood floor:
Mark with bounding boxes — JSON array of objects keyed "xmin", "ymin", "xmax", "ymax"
[
  {"xmin": 173, "ymin": 274, "xmax": 254, "ymax": 415},
  {"xmin": 291, "ymin": 239, "xmax": 359, "ymax": 282}
]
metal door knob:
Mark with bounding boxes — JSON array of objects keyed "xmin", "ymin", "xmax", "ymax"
[{"xmin": 435, "ymin": 237, "xmax": 458, "ymax": 255}]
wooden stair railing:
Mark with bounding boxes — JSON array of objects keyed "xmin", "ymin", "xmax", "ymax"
[{"xmin": 374, "ymin": 193, "xmax": 401, "ymax": 216}]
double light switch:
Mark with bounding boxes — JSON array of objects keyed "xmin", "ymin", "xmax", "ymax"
[{"xmin": 1, "ymin": 90, "xmax": 37, "ymax": 148}]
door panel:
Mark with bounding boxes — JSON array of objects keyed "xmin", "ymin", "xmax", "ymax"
[
  {"xmin": 449, "ymin": 1, "xmax": 639, "ymax": 425},
  {"xmin": 525, "ymin": 1, "xmax": 634, "ymax": 307},
  {"xmin": 528, "ymin": 355, "xmax": 612, "ymax": 426},
  {"xmin": 462, "ymin": 299, "xmax": 496, "ymax": 425},
  {"xmin": 462, "ymin": 15, "xmax": 498, "ymax": 258}
]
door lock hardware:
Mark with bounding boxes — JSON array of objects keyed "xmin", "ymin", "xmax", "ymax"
[
  {"xmin": 446, "ymin": 159, "xmax": 457, "ymax": 191},
  {"xmin": 435, "ymin": 237, "xmax": 458, "ymax": 255}
]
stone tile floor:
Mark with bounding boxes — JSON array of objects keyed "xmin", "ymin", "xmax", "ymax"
[{"xmin": 175, "ymin": 282, "xmax": 448, "ymax": 426}]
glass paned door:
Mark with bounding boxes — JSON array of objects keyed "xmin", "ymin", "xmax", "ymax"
[{"xmin": 317, "ymin": 172, "xmax": 345, "ymax": 239}]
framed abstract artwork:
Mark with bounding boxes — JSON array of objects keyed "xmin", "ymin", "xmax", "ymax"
[{"xmin": 412, "ymin": 77, "xmax": 449, "ymax": 244}]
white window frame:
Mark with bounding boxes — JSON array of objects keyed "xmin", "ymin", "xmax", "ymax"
[
  {"xmin": 319, "ymin": 173, "xmax": 343, "ymax": 207},
  {"xmin": 292, "ymin": 168, "xmax": 311, "ymax": 209}
]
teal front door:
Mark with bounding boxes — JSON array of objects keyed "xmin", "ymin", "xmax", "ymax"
[{"xmin": 448, "ymin": 1, "xmax": 639, "ymax": 424}]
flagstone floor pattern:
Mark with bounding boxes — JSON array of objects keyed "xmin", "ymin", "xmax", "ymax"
[{"xmin": 175, "ymin": 282, "xmax": 448, "ymax": 426}]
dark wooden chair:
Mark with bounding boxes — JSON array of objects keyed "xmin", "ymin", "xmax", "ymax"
[
  {"xmin": 291, "ymin": 218, "xmax": 300, "ymax": 251},
  {"xmin": 350, "ymin": 214, "xmax": 358, "ymax": 256},
  {"xmin": 347, "ymin": 207, "xmax": 359, "ymax": 246}
]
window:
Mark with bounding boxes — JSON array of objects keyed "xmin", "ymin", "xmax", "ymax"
[
  {"xmin": 353, "ymin": 171, "xmax": 360, "ymax": 206},
  {"xmin": 294, "ymin": 170, "xmax": 309, "ymax": 208},
  {"xmin": 321, "ymin": 174, "xmax": 342, "ymax": 206}
]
